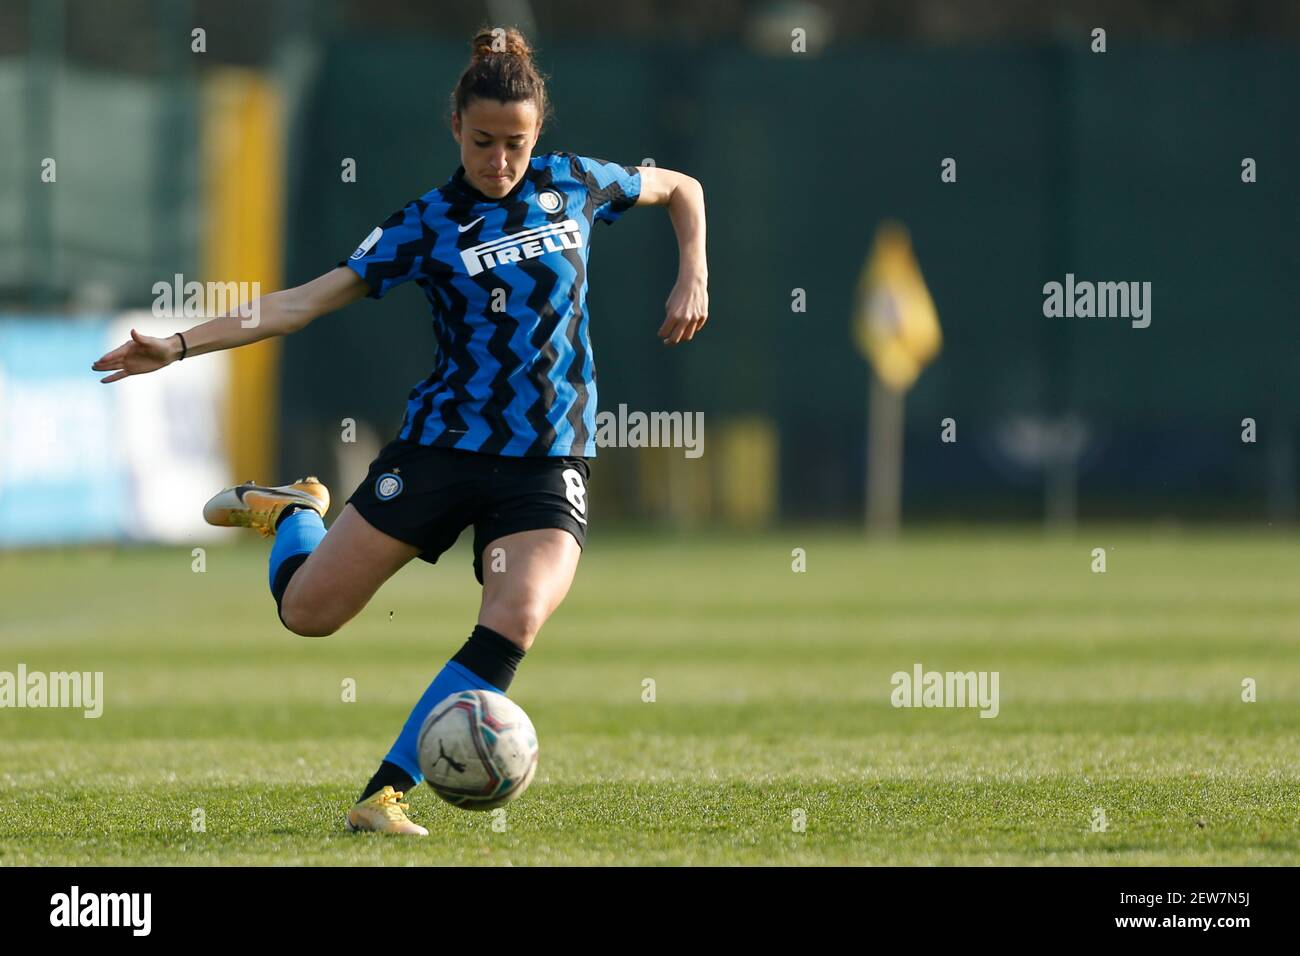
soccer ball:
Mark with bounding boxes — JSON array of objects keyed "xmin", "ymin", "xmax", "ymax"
[{"xmin": 417, "ymin": 689, "xmax": 539, "ymax": 810}]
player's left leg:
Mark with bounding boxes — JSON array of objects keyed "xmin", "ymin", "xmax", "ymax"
[
  {"xmin": 356, "ymin": 529, "xmax": 581, "ymax": 807},
  {"xmin": 475, "ymin": 527, "xmax": 582, "ymax": 651},
  {"xmin": 349, "ymin": 454, "xmax": 589, "ymax": 835}
]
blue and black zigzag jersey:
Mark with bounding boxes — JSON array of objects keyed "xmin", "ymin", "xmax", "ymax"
[{"xmin": 341, "ymin": 151, "xmax": 642, "ymax": 457}]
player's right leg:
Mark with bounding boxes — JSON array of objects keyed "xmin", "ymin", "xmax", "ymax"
[
  {"xmin": 204, "ymin": 478, "xmax": 419, "ymax": 636},
  {"xmin": 276, "ymin": 504, "xmax": 420, "ymax": 636},
  {"xmin": 205, "ymin": 476, "xmax": 427, "ymax": 834}
]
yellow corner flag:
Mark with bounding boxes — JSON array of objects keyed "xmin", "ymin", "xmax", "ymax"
[{"xmin": 854, "ymin": 222, "xmax": 941, "ymax": 392}]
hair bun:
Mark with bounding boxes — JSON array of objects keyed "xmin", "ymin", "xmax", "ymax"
[
  {"xmin": 471, "ymin": 27, "xmax": 533, "ymax": 63},
  {"xmin": 452, "ymin": 26, "xmax": 550, "ymax": 125}
]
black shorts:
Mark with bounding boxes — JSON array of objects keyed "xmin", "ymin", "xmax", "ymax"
[{"xmin": 346, "ymin": 439, "xmax": 591, "ymax": 584}]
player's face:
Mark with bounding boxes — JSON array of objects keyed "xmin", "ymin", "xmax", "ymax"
[{"xmin": 452, "ymin": 98, "xmax": 541, "ymax": 198}]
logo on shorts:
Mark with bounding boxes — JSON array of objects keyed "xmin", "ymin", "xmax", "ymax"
[
  {"xmin": 376, "ymin": 472, "xmax": 404, "ymax": 501},
  {"xmin": 537, "ymin": 189, "xmax": 564, "ymax": 214}
]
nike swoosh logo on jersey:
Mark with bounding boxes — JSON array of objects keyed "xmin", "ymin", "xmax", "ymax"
[{"xmin": 457, "ymin": 216, "xmax": 485, "ymax": 233}]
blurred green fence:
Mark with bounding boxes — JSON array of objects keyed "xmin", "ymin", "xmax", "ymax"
[
  {"xmin": 2, "ymin": 31, "xmax": 1295, "ymax": 524},
  {"xmin": 279, "ymin": 37, "xmax": 1298, "ymax": 522}
]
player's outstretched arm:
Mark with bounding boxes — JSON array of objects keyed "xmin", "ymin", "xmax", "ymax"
[
  {"xmin": 91, "ymin": 266, "xmax": 368, "ymax": 384},
  {"xmin": 635, "ymin": 166, "xmax": 708, "ymax": 347}
]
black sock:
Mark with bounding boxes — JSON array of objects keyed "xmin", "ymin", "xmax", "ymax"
[
  {"xmin": 274, "ymin": 503, "xmax": 307, "ymax": 530},
  {"xmin": 359, "ymin": 761, "xmax": 417, "ymax": 803},
  {"xmin": 271, "ymin": 553, "xmax": 310, "ymax": 625},
  {"xmin": 451, "ymin": 624, "xmax": 525, "ymax": 692}
]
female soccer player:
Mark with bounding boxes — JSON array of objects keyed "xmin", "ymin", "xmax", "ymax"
[{"xmin": 91, "ymin": 27, "xmax": 708, "ymax": 834}]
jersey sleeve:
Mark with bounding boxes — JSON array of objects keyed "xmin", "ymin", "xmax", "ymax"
[
  {"xmin": 338, "ymin": 199, "xmax": 435, "ymax": 299},
  {"xmin": 570, "ymin": 154, "xmax": 642, "ymax": 225}
]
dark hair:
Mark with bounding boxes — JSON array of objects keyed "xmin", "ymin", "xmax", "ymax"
[{"xmin": 450, "ymin": 27, "xmax": 551, "ymax": 128}]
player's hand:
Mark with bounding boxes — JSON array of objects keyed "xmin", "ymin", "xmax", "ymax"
[
  {"xmin": 91, "ymin": 328, "xmax": 180, "ymax": 383},
  {"xmin": 658, "ymin": 273, "xmax": 708, "ymax": 346}
]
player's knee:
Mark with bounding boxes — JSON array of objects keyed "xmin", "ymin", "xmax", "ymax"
[
  {"xmin": 483, "ymin": 598, "xmax": 548, "ymax": 650},
  {"xmin": 279, "ymin": 596, "xmax": 340, "ymax": 637}
]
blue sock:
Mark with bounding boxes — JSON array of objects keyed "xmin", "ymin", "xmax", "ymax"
[
  {"xmin": 267, "ymin": 508, "xmax": 326, "ymax": 603},
  {"xmin": 384, "ymin": 660, "xmax": 502, "ymax": 784}
]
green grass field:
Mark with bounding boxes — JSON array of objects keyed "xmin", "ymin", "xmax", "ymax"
[{"xmin": 2, "ymin": 528, "xmax": 1299, "ymax": 865}]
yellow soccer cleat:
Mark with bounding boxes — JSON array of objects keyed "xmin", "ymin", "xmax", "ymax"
[
  {"xmin": 345, "ymin": 786, "xmax": 429, "ymax": 836},
  {"xmin": 202, "ymin": 476, "xmax": 330, "ymax": 538}
]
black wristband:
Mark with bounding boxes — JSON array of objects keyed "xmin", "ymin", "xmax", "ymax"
[{"xmin": 175, "ymin": 331, "xmax": 187, "ymax": 361}]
